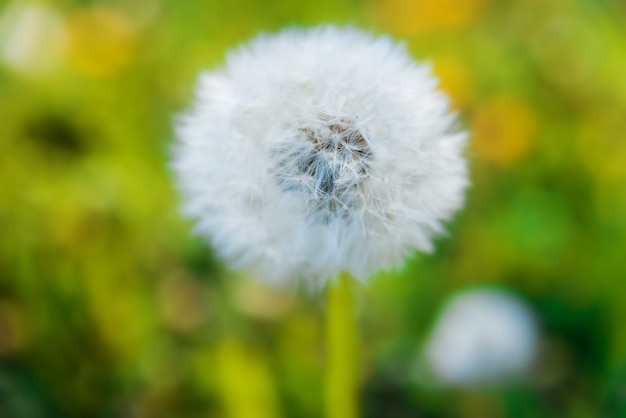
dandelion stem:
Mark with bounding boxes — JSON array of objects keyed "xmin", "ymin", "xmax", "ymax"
[{"xmin": 325, "ymin": 272, "xmax": 358, "ymax": 418}]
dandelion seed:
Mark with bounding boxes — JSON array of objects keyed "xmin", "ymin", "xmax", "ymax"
[{"xmin": 172, "ymin": 26, "xmax": 468, "ymax": 288}]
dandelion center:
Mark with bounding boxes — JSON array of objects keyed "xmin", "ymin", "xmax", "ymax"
[{"xmin": 274, "ymin": 118, "xmax": 372, "ymax": 216}]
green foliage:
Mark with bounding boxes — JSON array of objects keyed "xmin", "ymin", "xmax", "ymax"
[{"xmin": 1, "ymin": 0, "xmax": 626, "ymax": 416}]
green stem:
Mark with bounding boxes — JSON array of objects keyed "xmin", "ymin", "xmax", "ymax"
[{"xmin": 325, "ymin": 272, "xmax": 358, "ymax": 418}]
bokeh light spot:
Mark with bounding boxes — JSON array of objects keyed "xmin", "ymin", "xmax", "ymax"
[
  {"xmin": 375, "ymin": 0, "xmax": 486, "ymax": 35},
  {"xmin": 471, "ymin": 96, "xmax": 537, "ymax": 165},
  {"xmin": 432, "ymin": 56, "xmax": 473, "ymax": 109},
  {"xmin": 158, "ymin": 272, "xmax": 209, "ymax": 335},
  {"xmin": 0, "ymin": 3, "xmax": 67, "ymax": 76},
  {"xmin": 66, "ymin": 7, "xmax": 136, "ymax": 78},
  {"xmin": 215, "ymin": 340, "xmax": 281, "ymax": 418},
  {"xmin": 233, "ymin": 279, "xmax": 295, "ymax": 321}
]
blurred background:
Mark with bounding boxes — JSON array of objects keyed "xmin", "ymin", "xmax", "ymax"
[{"xmin": 1, "ymin": 0, "xmax": 626, "ymax": 416}]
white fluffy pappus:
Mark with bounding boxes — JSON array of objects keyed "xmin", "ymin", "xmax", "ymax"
[
  {"xmin": 173, "ymin": 26, "xmax": 468, "ymax": 288},
  {"xmin": 424, "ymin": 288, "xmax": 539, "ymax": 386}
]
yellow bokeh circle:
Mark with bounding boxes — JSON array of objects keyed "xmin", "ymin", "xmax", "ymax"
[
  {"xmin": 432, "ymin": 56, "xmax": 473, "ymax": 109},
  {"xmin": 471, "ymin": 96, "xmax": 537, "ymax": 165},
  {"xmin": 376, "ymin": 0, "xmax": 486, "ymax": 35},
  {"xmin": 66, "ymin": 7, "xmax": 136, "ymax": 78}
]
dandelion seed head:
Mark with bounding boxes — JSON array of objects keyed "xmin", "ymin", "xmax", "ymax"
[
  {"xmin": 173, "ymin": 26, "xmax": 469, "ymax": 288},
  {"xmin": 424, "ymin": 289, "xmax": 539, "ymax": 386},
  {"xmin": 273, "ymin": 116, "xmax": 372, "ymax": 219}
]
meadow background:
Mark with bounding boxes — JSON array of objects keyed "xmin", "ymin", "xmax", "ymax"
[{"xmin": 1, "ymin": 0, "xmax": 626, "ymax": 416}]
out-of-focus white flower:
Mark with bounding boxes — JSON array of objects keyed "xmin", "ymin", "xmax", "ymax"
[
  {"xmin": 173, "ymin": 26, "xmax": 468, "ymax": 288},
  {"xmin": 0, "ymin": 3, "xmax": 67, "ymax": 76},
  {"xmin": 424, "ymin": 288, "xmax": 538, "ymax": 386}
]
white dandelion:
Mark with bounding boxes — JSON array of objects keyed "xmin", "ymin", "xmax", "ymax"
[
  {"xmin": 173, "ymin": 26, "xmax": 468, "ymax": 288},
  {"xmin": 424, "ymin": 288, "xmax": 539, "ymax": 386}
]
